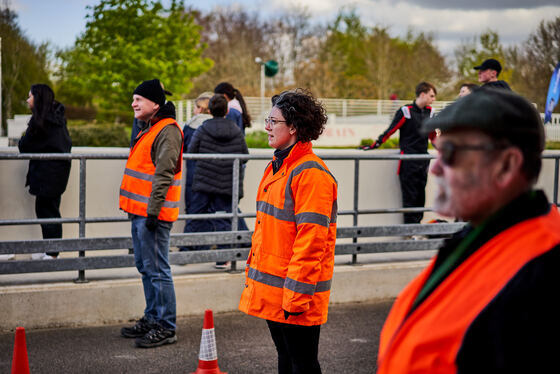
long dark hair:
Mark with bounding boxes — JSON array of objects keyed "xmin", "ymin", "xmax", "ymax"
[
  {"xmin": 214, "ymin": 82, "xmax": 251, "ymax": 128},
  {"xmin": 29, "ymin": 84, "xmax": 56, "ymax": 131}
]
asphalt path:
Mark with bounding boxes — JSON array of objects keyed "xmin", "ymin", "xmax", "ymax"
[{"xmin": 0, "ymin": 300, "xmax": 393, "ymax": 374}]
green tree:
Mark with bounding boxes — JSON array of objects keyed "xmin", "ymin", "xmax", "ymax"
[
  {"xmin": 190, "ymin": 7, "xmax": 272, "ymax": 97},
  {"xmin": 312, "ymin": 9, "xmax": 450, "ymax": 99},
  {"xmin": 57, "ymin": 0, "xmax": 212, "ymax": 122},
  {"xmin": 0, "ymin": 6, "xmax": 50, "ymax": 133},
  {"xmin": 508, "ymin": 17, "xmax": 560, "ymax": 110}
]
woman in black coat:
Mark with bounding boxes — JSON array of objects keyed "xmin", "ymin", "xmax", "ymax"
[{"xmin": 18, "ymin": 84, "xmax": 72, "ymax": 259}]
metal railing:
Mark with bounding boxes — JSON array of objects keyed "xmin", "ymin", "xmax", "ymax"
[{"xmin": 1, "ymin": 151, "xmax": 559, "ymax": 281}]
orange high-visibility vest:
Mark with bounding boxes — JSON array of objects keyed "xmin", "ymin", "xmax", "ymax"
[
  {"xmin": 119, "ymin": 118, "xmax": 183, "ymax": 222},
  {"xmin": 239, "ymin": 142, "xmax": 338, "ymax": 326},
  {"xmin": 377, "ymin": 206, "xmax": 560, "ymax": 374}
]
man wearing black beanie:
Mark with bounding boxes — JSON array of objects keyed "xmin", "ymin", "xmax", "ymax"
[{"xmin": 119, "ymin": 79, "xmax": 184, "ymax": 348}]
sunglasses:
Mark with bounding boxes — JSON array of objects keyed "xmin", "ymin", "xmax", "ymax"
[{"xmin": 435, "ymin": 141, "xmax": 506, "ymax": 166}]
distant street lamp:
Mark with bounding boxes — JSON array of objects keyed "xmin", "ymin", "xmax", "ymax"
[
  {"xmin": 255, "ymin": 57, "xmax": 265, "ymax": 122},
  {"xmin": 255, "ymin": 57, "xmax": 279, "ymax": 126}
]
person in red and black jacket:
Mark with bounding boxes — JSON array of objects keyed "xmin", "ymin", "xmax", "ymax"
[{"xmin": 362, "ymin": 81, "xmax": 437, "ymax": 224}]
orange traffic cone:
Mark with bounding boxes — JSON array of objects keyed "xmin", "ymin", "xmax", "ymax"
[
  {"xmin": 11, "ymin": 327, "xmax": 30, "ymax": 374},
  {"xmin": 191, "ymin": 309, "xmax": 226, "ymax": 374}
]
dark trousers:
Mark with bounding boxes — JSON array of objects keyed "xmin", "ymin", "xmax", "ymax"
[
  {"xmin": 399, "ymin": 159, "xmax": 429, "ymax": 224},
  {"xmin": 266, "ymin": 320, "xmax": 322, "ymax": 374},
  {"xmin": 35, "ymin": 195, "xmax": 62, "ymax": 257},
  {"xmin": 181, "ymin": 190, "xmax": 249, "ymax": 251}
]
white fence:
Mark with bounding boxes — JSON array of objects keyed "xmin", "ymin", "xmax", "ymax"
[{"xmin": 5, "ymin": 98, "xmax": 560, "ymax": 146}]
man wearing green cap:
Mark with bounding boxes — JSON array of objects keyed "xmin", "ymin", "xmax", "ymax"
[
  {"xmin": 119, "ymin": 79, "xmax": 183, "ymax": 348},
  {"xmin": 377, "ymin": 88, "xmax": 560, "ymax": 373}
]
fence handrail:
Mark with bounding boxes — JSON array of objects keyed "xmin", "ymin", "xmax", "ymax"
[{"xmin": 1, "ymin": 150, "xmax": 559, "ymax": 279}]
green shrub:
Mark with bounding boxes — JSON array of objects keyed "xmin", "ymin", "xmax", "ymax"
[
  {"xmin": 546, "ymin": 141, "xmax": 560, "ymax": 150},
  {"xmin": 246, "ymin": 130, "xmax": 270, "ymax": 148},
  {"xmin": 68, "ymin": 120, "xmax": 130, "ymax": 147}
]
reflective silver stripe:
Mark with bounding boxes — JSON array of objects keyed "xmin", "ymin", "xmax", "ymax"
[
  {"xmin": 248, "ymin": 267, "xmax": 284, "ymax": 288},
  {"xmin": 316, "ymin": 279, "xmax": 332, "ymax": 293},
  {"xmin": 124, "ymin": 168, "xmax": 181, "ymax": 186},
  {"xmin": 288, "ymin": 161, "xmax": 337, "ymax": 226},
  {"xmin": 247, "ymin": 267, "xmax": 331, "ymax": 294},
  {"xmin": 256, "ymin": 160, "xmax": 338, "ymax": 226},
  {"xmin": 256, "ymin": 201, "xmax": 295, "ymax": 222},
  {"xmin": 331, "ymin": 200, "xmax": 338, "ymax": 224},
  {"xmin": 124, "ymin": 168, "xmax": 152, "ymax": 181},
  {"xmin": 120, "ymin": 188, "xmax": 149, "ymax": 204},
  {"xmin": 291, "ymin": 160, "xmax": 337, "ymax": 182},
  {"xmin": 295, "ymin": 212, "xmax": 330, "ymax": 227},
  {"xmin": 284, "ymin": 277, "xmax": 316, "ymax": 296},
  {"xmin": 120, "ymin": 188, "xmax": 180, "ymax": 208},
  {"xmin": 162, "ymin": 200, "xmax": 180, "ymax": 208}
]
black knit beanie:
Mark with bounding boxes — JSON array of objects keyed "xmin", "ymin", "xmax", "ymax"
[{"xmin": 133, "ymin": 79, "xmax": 166, "ymax": 106}]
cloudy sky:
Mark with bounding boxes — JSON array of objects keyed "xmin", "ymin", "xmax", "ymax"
[{"xmin": 10, "ymin": 0, "xmax": 560, "ymax": 57}]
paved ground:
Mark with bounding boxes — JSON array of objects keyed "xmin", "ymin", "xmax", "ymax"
[{"xmin": 0, "ymin": 300, "xmax": 393, "ymax": 374}]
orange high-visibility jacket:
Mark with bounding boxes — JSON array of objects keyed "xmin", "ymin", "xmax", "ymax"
[
  {"xmin": 377, "ymin": 206, "xmax": 560, "ymax": 374},
  {"xmin": 239, "ymin": 141, "xmax": 338, "ymax": 326},
  {"xmin": 119, "ymin": 118, "xmax": 183, "ymax": 222}
]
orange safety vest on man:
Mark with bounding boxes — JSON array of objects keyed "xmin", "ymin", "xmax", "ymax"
[
  {"xmin": 119, "ymin": 118, "xmax": 183, "ymax": 222},
  {"xmin": 239, "ymin": 141, "xmax": 338, "ymax": 326},
  {"xmin": 377, "ymin": 206, "xmax": 560, "ymax": 374}
]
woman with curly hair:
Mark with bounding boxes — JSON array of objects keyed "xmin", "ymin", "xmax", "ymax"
[{"xmin": 239, "ymin": 89, "xmax": 338, "ymax": 373}]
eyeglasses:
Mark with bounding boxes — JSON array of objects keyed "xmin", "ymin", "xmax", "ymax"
[
  {"xmin": 265, "ymin": 118, "xmax": 287, "ymax": 127},
  {"xmin": 435, "ymin": 141, "xmax": 506, "ymax": 166}
]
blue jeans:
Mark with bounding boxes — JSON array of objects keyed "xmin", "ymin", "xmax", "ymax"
[
  {"xmin": 131, "ymin": 214, "xmax": 176, "ymax": 330},
  {"xmin": 181, "ymin": 191, "xmax": 250, "ymax": 251}
]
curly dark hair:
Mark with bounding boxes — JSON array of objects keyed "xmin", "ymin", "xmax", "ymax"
[{"xmin": 271, "ymin": 88, "xmax": 328, "ymax": 143}]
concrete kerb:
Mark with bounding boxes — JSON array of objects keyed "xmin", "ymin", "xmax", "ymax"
[{"xmin": 0, "ymin": 260, "xmax": 428, "ymax": 331}]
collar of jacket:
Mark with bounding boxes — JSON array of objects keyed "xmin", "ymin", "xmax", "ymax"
[
  {"xmin": 267, "ymin": 141, "xmax": 313, "ymax": 179},
  {"xmin": 272, "ymin": 143, "xmax": 296, "ymax": 174},
  {"xmin": 275, "ymin": 142, "xmax": 312, "ymax": 166},
  {"xmin": 148, "ymin": 101, "xmax": 176, "ymax": 127},
  {"xmin": 411, "ymin": 101, "xmax": 431, "ymax": 113}
]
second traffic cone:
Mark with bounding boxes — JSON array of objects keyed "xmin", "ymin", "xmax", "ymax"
[
  {"xmin": 191, "ymin": 309, "xmax": 226, "ymax": 374},
  {"xmin": 11, "ymin": 327, "xmax": 30, "ymax": 374}
]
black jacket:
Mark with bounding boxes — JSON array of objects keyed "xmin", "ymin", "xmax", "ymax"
[
  {"xmin": 377, "ymin": 102, "xmax": 433, "ymax": 154},
  {"xmin": 18, "ymin": 102, "xmax": 72, "ymax": 197},
  {"xmin": 187, "ymin": 117, "xmax": 248, "ymax": 197},
  {"xmin": 483, "ymin": 80, "xmax": 512, "ymax": 91}
]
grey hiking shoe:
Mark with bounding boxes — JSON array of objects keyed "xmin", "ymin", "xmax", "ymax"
[
  {"xmin": 135, "ymin": 324, "xmax": 177, "ymax": 348},
  {"xmin": 121, "ymin": 317, "xmax": 153, "ymax": 338}
]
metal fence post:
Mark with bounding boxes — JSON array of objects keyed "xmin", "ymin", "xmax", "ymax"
[
  {"xmin": 186, "ymin": 100, "xmax": 192, "ymax": 123},
  {"xmin": 74, "ymin": 156, "xmax": 88, "ymax": 283},
  {"xmin": 229, "ymin": 158, "xmax": 241, "ymax": 272},
  {"xmin": 177, "ymin": 100, "xmax": 184, "ymax": 124},
  {"xmin": 352, "ymin": 159, "xmax": 359, "ymax": 264},
  {"xmin": 555, "ymin": 158, "xmax": 559, "ymax": 206}
]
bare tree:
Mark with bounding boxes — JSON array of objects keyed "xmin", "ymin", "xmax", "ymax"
[{"xmin": 508, "ymin": 17, "xmax": 560, "ymax": 109}]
